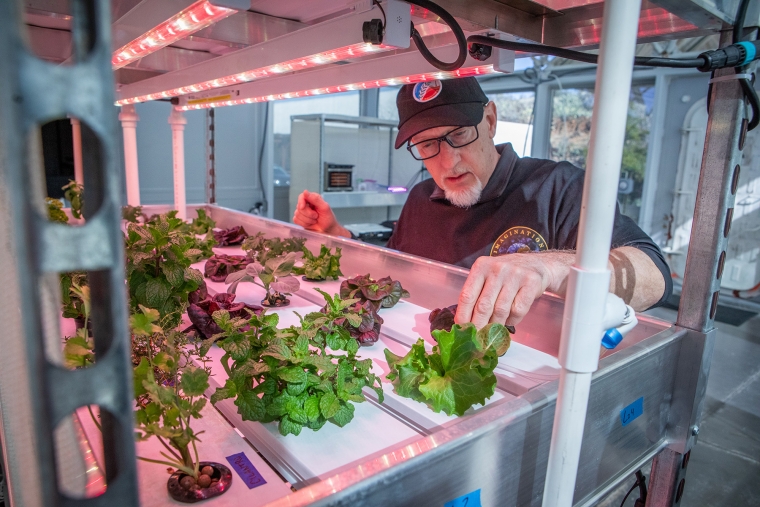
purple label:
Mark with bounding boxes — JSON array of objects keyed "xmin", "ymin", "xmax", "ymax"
[{"xmin": 226, "ymin": 452, "xmax": 267, "ymax": 489}]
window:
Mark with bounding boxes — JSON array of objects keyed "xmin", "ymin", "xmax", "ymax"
[
  {"xmin": 378, "ymin": 86, "xmax": 400, "ymax": 121},
  {"xmin": 550, "ymin": 84, "xmax": 655, "ymax": 222},
  {"xmin": 488, "ymin": 91, "xmax": 535, "ymax": 157},
  {"xmin": 272, "ymin": 91, "xmax": 360, "ymax": 174}
]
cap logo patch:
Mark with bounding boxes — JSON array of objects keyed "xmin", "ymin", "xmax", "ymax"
[{"xmin": 413, "ymin": 80, "xmax": 443, "ymax": 102}]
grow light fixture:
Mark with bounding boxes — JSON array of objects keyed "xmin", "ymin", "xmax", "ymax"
[
  {"xmin": 112, "ymin": 0, "xmax": 244, "ymax": 70},
  {"xmin": 177, "ymin": 64, "xmax": 498, "ymax": 110},
  {"xmin": 115, "ymin": 43, "xmax": 391, "ymax": 105},
  {"xmin": 115, "ymin": 0, "xmax": 412, "ymax": 106}
]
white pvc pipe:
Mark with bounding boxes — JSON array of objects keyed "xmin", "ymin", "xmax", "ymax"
[
  {"xmin": 69, "ymin": 117, "xmax": 84, "ymax": 184},
  {"xmin": 168, "ymin": 107, "xmax": 187, "ymax": 220},
  {"xmin": 542, "ymin": 0, "xmax": 642, "ymax": 506},
  {"xmin": 119, "ymin": 104, "xmax": 141, "ymax": 206}
]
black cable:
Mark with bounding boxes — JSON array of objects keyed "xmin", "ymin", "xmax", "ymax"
[
  {"xmin": 405, "ymin": 0, "xmax": 467, "ymax": 71},
  {"xmin": 256, "ymin": 104, "xmax": 270, "ymax": 213},
  {"xmin": 373, "ymin": 0, "xmax": 386, "ymax": 29},
  {"xmin": 619, "ymin": 470, "xmax": 647, "ymax": 507},
  {"xmin": 741, "ymin": 75, "xmax": 760, "ymax": 130},
  {"xmin": 734, "ymin": 0, "xmax": 752, "ymax": 44},
  {"xmin": 466, "ymin": 36, "xmax": 706, "ymax": 69}
]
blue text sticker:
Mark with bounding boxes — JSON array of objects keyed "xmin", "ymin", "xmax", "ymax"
[
  {"xmin": 226, "ymin": 452, "xmax": 267, "ymax": 489},
  {"xmin": 444, "ymin": 489, "xmax": 481, "ymax": 507},
  {"xmin": 620, "ymin": 397, "xmax": 644, "ymax": 427}
]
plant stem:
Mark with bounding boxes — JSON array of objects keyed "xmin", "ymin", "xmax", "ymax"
[
  {"xmin": 156, "ymin": 435, "xmax": 182, "ymax": 461},
  {"xmin": 137, "ymin": 456, "xmax": 196, "ymax": 477},
  {"xmin": 220, "ymin": 352, "xmax": 232, "ymax": 377}
]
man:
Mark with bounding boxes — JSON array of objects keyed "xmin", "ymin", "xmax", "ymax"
[{"xmin": 294, "ymin": 77, "xmax": 671, "ymax": 329}]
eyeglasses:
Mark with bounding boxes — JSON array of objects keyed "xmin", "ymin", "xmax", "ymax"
[{"xmin": 407, "ymin": 125, "xmax": 480, "ymax": 161}]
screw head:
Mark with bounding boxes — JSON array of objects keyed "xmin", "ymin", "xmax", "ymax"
[{"xmin": 691, "ymin": 425, "xmax": 699, "ymax": 436}]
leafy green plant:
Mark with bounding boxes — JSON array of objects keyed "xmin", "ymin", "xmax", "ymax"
[
  {"xmin": 62, "ymin": 180, "xmax": 84, "ymax": 219},
  {"xmin": 46, "ymin": 198, "xmax": 69, "ymax": 223},
  {"xmin": 61, "ymin": 272, "xmax": 89, "ymax": 322},
  {"xmin": 122, "ymin": 205, "xmax": 145, "ymax": 223},
  {"xmin": 242, "ymin": 233, "xmax": 306, "ymax": 265},
  {"xmin": 384, "ymin": 323, "xmax": 510, "ymax": 416},
  {"xmin": 186, "ymin": 209, "xmax": 216, "ymax": 235},
  {"xmin": 295, "ymin": 245, "xmax": 343, "ymax": 281},
  {"xmin": 340, "ymin": 274, "xmax": 410, "ymax": 311},
  {"xmin": 209, "ymin": 290, "xmax": 384, "ymax": 436},
  {"xmin": 131, "ymin": 306, "xmax": 212, "ymax": 479},
  {"xmin": 225, "ymin": 252, "xmax": 300, "ymax": 307},
  {"xmin": 124, "ymin": 212, "xmax": 205, "ymax": 328}
]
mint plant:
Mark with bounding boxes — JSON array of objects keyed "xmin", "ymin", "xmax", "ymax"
[
  {"xmin": 124, "ymin": 212, "xmax": 205, "ymax": 328},
  {"xmin": 384, "ymin": 323, "xmax": 510, "ymax": 416},
  {"xmin": 186, "ymin": 209, "xmax": 216, "ymax": 235},
  {"xmin": 62, "ymin": 180, "xmax": 84, "ymax": 219},
  {"xmin": 122, "ymin": 205, "xmax": 145, "ymax": 224},
  {"xmin": 209, "ymin": 290, "xmax": 384, "ymax": 436}
]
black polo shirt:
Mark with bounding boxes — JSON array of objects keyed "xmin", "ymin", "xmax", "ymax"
[{"xmin": 386, "ymin": 143, "xmax": 672, "ymax": 308}]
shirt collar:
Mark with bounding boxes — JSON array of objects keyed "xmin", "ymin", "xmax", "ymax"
[{"xmin": 429, "ymin": 143, "xmax": 519, "ymax": 203}]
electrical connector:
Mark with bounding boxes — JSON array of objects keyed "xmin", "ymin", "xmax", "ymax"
[{"xmin": 698, "ymin": 40, "xmax": 760, "ymax": 72}]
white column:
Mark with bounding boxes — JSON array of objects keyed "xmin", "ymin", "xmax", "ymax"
[
  {"xmin": 168, "ymin": 107, "xmax": 187, "ymax": 220},
  {"xmin": 69, "ymin": 117, "xmax": 84, "ymax": 184},
  {"xmin": 541, "ymin": 0, "xmax": 642, "ymax": 506},
  {"xmin": 119, "ymin": 105, "xmax": 141, "ymax": 206}
]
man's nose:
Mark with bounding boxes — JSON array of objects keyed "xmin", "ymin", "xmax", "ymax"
[{"xmin": 437, "ymin": 141, "xmax": 460, "ymax": 169}]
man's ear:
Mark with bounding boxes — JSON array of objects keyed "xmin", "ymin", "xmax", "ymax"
[{"xmin": 484, "ymin": 101, "xmax": 498, "ymax": 139}]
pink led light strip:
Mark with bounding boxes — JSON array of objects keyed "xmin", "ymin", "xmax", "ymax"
[
  {"xmin": 112, "ymin": 0, "xmax": 237, "ymax": 70},
  {"xmin": 116, "ymin": 42, "xmax": 392, "ymax": 105},
  {"xmin": 177, "ymin": 65, "xmax": 497, "ymax": 110}
]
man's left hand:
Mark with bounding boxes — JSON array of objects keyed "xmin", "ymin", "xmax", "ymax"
[{"xmin": 455, "ymin": 252, "xmax": 573, "ymax": 328}]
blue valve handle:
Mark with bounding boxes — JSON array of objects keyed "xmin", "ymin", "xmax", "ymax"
[{"xmin": 601, "ymin": 328, "xmax": 624, "ymax": 349}]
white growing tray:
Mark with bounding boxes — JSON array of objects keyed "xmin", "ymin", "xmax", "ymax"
[{"xmin": 189, "ymin": 246, "xmax": 559, "ymax": 486}]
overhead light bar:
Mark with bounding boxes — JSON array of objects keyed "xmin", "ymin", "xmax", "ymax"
[
  {"xmin": 116, "ymin": 42, "xmax": 390, "ymax": 104},
  {"xmin": 175, "ymin": 38, "xmax": 514, "ymax": 110},
  {"xmin": 177, "ymin": 64, "xmax": 498, "ymax": 110},
  {"xmin": 115, "ymin": 0, "xmax": 412, "ymax": 105},
  {"xmin": 112, "ymin": 0, "xmax": 247, "ymax": 70}
]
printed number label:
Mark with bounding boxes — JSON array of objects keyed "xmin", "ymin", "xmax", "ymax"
[
  {"xmin": 444, "ymin": 489, "xmax": 481, "ymax": 507},
  {"xmin": 620, "ymin": 397, "xmax": 644, "ymax": 427}
]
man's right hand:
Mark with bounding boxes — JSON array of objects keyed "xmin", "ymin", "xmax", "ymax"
[{"xmin": 292, "ymin": 190, "xmax": 351, "ymax": 238}]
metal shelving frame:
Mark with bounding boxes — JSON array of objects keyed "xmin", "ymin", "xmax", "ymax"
[{"xmin": 0, "ymin": 1, "xmax": 755, "ymax": 506}]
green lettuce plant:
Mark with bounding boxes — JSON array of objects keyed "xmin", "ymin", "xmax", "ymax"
[
  {"xmin": 384, "ymin": 323, "xmax": 510, "ymax": 416},
  {"xmin": 295, "ymin": 245, "xmax": 343, "ymax": 281}
]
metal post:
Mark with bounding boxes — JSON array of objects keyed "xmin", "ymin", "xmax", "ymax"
[
  {"xmin": 69, "ymin": 117, "xmax": 84, "ymax": 184},
  {"xmin": 542, "ymin": 1, "xmax": 641, "ymax": 505},
  {"xmin": 169, "ymin": 107, "xmax": 187, "ymax": 220},
  {"xmin": 119, "ymin": 104, "xmax": 140, "ymax": 206},
  {"xmin": 0, "ymin": 1, "xmax": 139, "ymax": 506},
  {"xmin": 646, "ymin": 27, "xmax": 751, "ymax": 506},
  {"xmin": 206, "ymin": 108, "xmax": 216, "ymax": 204}
]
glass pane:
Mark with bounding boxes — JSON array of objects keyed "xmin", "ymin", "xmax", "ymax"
[
  {"xmin": 378, "ymin": 86, "xmax": 400, "ymax": 121},
  {"xmin": 550, "ymin": 85, "xmax": 654, "ymax": 222},
  {"xmin": 488, "ymin": 91, "xmax": 535, "ymax": 157},
  {"xmin": 273, "ymin": 91, "xmax": 360, "ymax": 173}
]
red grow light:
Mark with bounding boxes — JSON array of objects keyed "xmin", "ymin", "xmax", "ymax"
[
  {"xmin": 115, "ymin": 42, "xmax": 394, "ymax": 105},
  {"xmin": 112, "ymin": 0, "xmax": 237, "ymax": 70},
  {"xmin": 176, "ymin": 64, "xmax": 498, "ymax": 110}
]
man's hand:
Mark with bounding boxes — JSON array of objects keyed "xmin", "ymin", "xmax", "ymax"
[
  {"xmin": 292, "ymin": 190, "xmax": 351, "ymax": 238},
  {"xmin": 455, "ymin": 247, "xmax": 666, "ymax": 328},
  {"xmin": 455, "ymin": 252, "xmax": 574, "ymax": 329}
]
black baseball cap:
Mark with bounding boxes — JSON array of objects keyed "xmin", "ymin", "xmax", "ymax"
[{"xmin": 395, "ymin": 77, "xmax": 489, "ymax": 149}]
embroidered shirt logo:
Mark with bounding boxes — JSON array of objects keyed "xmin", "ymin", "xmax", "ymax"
[
  {"xmin": 490, "ymin": 227, "xmax": 547, "ymax": 256},
  {"xmin": 413, "ymin": 80, "xmax": 443, "ymax": 102}
]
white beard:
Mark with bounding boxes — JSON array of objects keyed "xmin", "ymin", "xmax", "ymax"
[{"xmin": 444, "ymin": 177, "xmax": 483, "ymax": 208}]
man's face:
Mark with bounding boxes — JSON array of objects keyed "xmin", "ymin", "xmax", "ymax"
[{"xmin": 410, "ymin": 102, "xmax": 499, "ymax": 208}]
